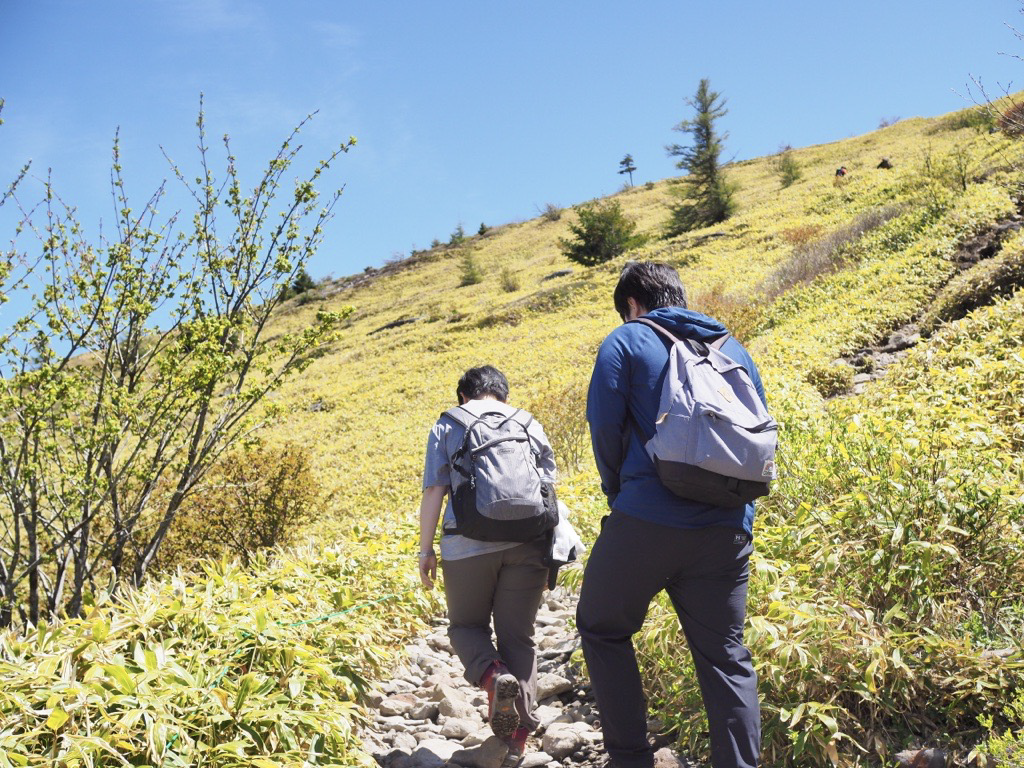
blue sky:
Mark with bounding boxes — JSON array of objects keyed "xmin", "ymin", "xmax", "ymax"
[{"xmin": 2, "ymin": 1, "xmax": 1022, "ymax": 282}]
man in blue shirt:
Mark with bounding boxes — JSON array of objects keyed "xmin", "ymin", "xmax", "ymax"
[{"xmin": 577, "ymin": 261, "xmax": 764, "ymax": 768}]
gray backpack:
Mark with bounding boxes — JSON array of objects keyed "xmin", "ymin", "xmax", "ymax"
[
  {"xmin": 633, "ymin": 318, "xmax": 778, "ymax": 507},
  {"xmin": 441, "ymin": 406, "xmax": 558, "ymax": 542}
]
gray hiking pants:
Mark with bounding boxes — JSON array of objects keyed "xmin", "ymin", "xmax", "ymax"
[
  {"xmin": 576, "ymin": 513, "xmax": 760, "ymax": 768},
  {"xmin": 441, "ymin": 538, "xmax": 548, "ymax": 730}
]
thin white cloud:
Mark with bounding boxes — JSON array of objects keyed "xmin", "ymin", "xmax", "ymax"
[
  {"xmin": 159, "ymin": 0, "xmax": 266, "ymax": 34},
  {"xmin": 312, "ymin": 21, "xmax": 360, "ymax": 50}
]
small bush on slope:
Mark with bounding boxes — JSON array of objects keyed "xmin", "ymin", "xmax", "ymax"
[
  {"xmin": 560, "ymin": 200, "xmax": 646, "ymax": 266},
  {"xmin": 156, "ymin": 441, "xmax": 323, "ymax": 569}
]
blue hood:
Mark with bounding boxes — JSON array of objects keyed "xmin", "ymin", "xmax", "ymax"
[{"xmin": 641, "ymin": 306, "xmax": 728, "ymax": 344}]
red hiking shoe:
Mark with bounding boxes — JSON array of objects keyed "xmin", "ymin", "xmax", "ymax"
[
  {"xmin": 480, "ymin": 661, "xmax": 520, "ymax": 741},
  {"xmin": 501, "ymin": 726, "xmax": 530, "ymax": 768}
]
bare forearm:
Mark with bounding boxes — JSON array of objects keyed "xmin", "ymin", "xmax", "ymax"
[
  {"xmin": 417, "ymin": 485, "xmax": 446, "ymax": 589},
  {"xmin": 418, "ymin": 485, "xmax": 447, "ymax": 553}
]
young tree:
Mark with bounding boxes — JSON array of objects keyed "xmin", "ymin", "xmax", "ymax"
[
  {"xmin": 665, "ymin": 78, "xmax": 736, "ymax": 235},
  {"xmin": 618, "ymin": 154, "xmax": 636, "ymax": 187},
  {"xmin": 559, "ymin": 200, "xmax": 645, "ymax": 267},
  {"xmin": 449, "ymin": 223, "xmax": 466, "ymax": 246},
  {"xmin": 773, "ymin": 145, "xmax": 802, "ymax": 188},
  {"xmin": 0, "ymin": 103, "xmax": 354, "ymax": 625},
  {"xmin": 458, "ymin": 248, "xmax": 484, "ymax": 286},
  {"xmin": 292, "ymin": 267, "xmax": 318, "ymax": 295}
]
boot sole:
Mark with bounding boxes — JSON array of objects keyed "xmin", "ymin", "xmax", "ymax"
[{"xmin": 489, "ymin": 674, "xmax": 521, "ymax": 741}]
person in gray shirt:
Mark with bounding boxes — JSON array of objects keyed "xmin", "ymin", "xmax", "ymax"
[{"xmin": 418, "ymin": 365, "xmax": 557, "ymax": 767}]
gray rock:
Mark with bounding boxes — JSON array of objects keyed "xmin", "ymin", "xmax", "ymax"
[
  {"xmin": 461, "ymin": 727, "xmax": 494, "ymax": 747},
  {"xmin": 427, "ymin": 633, "xmax": 454, "ymax": 654},
  {"xmin": 536, "ymin": 673, "xmax": 573, "ymax": 700},
  {"xmin": 895, "ymin": 748, "xmax": 948, "ymax": 768},
  {"xmin": 411, "ymin": 739, "xmax": 462, "ymax": 767},
  {"xmin": 380, "ymin": 694, "xmax": 421, "ymax": 717},
  {"xmin": 439, "ymin": 697, "xmax": 479, "ymax": 720},
  {"xmin": 393, "ymin": 731, "xmax": 419, "ymax": 752},
  {"xmin": 653, "ymin": 747, "xmax": 690, "ymax": 767},
  {"xmin": 886, "ymin": 331, "xmax": 920, "ymax": 352},
  {"xmin": 519, "ymin": 753, "xmax": 553, "ymax": 768},
  {"xmin": 383, "ymin": 678, "xmax": 418, "ymax": 695},
  {"xmin": 377, "ymin": 714, "xmax": 414, "ymax": 728},
  {"xmin": 411, "ymin": 702, "xmax": 440, "ymax": 721},
  {"xmin": 424, "ymin": 672, "xmax": 460, "ymax": 688},
  {"xmin": 447, "ymin": 735, "xmax": 509, "ymax": 768},
  {"xmin": 387, "ymin": 751, "xmax": 415, "ymax": 768},
  {"xmin": 541, "ymin": 723, "xmax": 584, "ymax": 759},
  {"xmin": 440, "ymin": 718, "xmax": 477, "ymax": 740},
  {"xmin": 541, "ymin": 269, "xmax": 573, "ymax": 282},
  {"xmin": 532, "ymin": 705, "xmax": 563, "ymax": 728},
  {"xmin": 429, "ymin": 683, "xmax": 466, "ymax": 704}
]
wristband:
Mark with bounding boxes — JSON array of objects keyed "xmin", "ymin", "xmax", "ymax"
[{"xmin": 418, "ymin": 551, "xmax": 434, "ymax": 558}]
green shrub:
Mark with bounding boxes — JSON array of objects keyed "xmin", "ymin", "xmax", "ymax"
[
  {"xmin": 449, "ymin": 223, "xmax": 466, "ymax": 245},
  {"xmin": 999, "ymin": 100, "xmax": 1024, "ymax": 137},
  {"xmin": 458, "ymin": 249, "xmax": 484, "ymax": 286},
  {"xmin": 773, "ymin": 148, "xmax": 802, "ymax": 188},
  {"xmin": 805, "ymin": 361, "xmax": 853, "ymax": 398},
  {"xmin": 280, "ymin": 267, "xmax": 318, "ymax": 300},
  {"xmin": 158, "ymin": 442, "xmax": 322, "ymax": 569},
  {"xmin": 978, "ymin": 690, "xmax": 1024, "ymax": 767},
  {"xmin": 693, "ymin": 283, "xmax": 763, "ymax": 343},
  {"xmin": 499, "ymin": 266, "xmax": 521, "ymax": 293},
  {"xmin": 528, "ymin": 380, "xmax": 590, "ymax": 476},
  {"xmin": 540, "ymin": 202, "xmax": 562, "ymax": 222},
  {"xmin": 915, "ymin": 144, "xmax": 976, "ymax": 197},
  {"xmin": 559, "ymin": 200, "xmax": 645, "ymax": 266}
]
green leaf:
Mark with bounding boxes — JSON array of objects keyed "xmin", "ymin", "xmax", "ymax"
[{"xmin": 45, "ymin": 707, "xmax": 69, "ymax": 731}]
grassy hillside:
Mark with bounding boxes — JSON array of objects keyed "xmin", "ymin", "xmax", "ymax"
[{"xmin": 3, "ymin": 103, "xmax": 1024, "ymax": 766}]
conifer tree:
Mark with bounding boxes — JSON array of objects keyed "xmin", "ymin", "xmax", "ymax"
[
  {"xmin": 559, "ymin": 200, "xmax": 645, "ymax": 266},
  {"xmin": 618, "ymin": 153, "xmax": 636, "ymax": 186},
  {"xmin": 665, "ymin": 78, "xmax": 736, "ymax": 235}
]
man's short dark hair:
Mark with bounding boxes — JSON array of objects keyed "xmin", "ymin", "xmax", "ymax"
[
  {"xmin": 613, "ymin": 261, "xmax": 688, "ymax": 320},
  {"xmin": 456, "ymin": 365, "xmax": 510, "ymax": 403}
]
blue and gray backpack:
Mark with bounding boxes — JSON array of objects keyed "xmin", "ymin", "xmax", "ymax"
[
  {"xmin": 441, "ymin": 406, "xmax": 558, "ymax": 542},
  {"xmin": 633, "ymin": 317, "xmax": 778, "ymax": 507}
]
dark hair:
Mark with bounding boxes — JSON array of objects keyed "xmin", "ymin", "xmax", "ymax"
[
  {"xmin": 456, "ymin": 365, "xmax": 510, "ymax": 403},
  {"xmin": 613, "ymin": 261, "xmax": 688, "ymax": 320}
]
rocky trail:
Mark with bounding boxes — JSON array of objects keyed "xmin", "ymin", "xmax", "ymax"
[{"xmin": 360, "ymin": 587, "xmax": 693, "ymax": 768}]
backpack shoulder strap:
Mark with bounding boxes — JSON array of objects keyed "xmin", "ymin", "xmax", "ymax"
[
  {"xmin": 441, "ymin": 405, "xmax": 474, "ymax": 429},
  {"xmin": 632, "ymin": 317, "xmax": 732, "ymax": 356},
  {"xmin": 709, "ymin": 333, "xmax": 731, "ymax": 350},
  {"xmin": 630, "ymin": 316, "xmax": 680, "ymax": 344},
  {"xmin": 441, "ymin": 406, "xmax": 482, "ymax": 479}
]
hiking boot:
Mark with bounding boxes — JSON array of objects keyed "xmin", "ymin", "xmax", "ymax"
[
  {"xmin": 480, "ymin": 662, "xmax": 520, "ymax": 741},
  {"xmin": 500, "ymin": 726, "xmax": 530, "ymax": 768}
]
